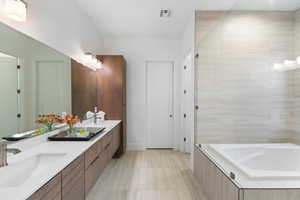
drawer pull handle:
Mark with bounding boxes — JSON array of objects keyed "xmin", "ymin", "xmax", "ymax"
[
  {"xmin": 104, "ymin": 143, "xmax": 111, "ymax": 150},
  {"xmin": 90, "ymin": 155, "xmax": 99, "ymax": 166}
]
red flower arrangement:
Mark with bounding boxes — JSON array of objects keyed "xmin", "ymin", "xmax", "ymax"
[
  {"xmin": 59, "ymin": 115, "xmax": 80, "ymax": 133},
  {"xmin": 35, "ymin": 115, "xmax": 61, "ymax": 131}
]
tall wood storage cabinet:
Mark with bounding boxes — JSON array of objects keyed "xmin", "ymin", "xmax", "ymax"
[
  {"xmin": 96, "ymin": 55, "xmax": 127, "ymax": 156},
  {"xmin": 71, "ymin": 56, "xmax": 127, "ymax": 156}
]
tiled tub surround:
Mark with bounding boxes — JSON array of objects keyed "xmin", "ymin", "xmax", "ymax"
[
  {"xmin": 291, "ymin": 9, "xmax": 300, "ymax": 143},
  {"xmin": 0, "ymin": 120, "xmax": 121, "ymax": 200},
  {"xmin": 195, "ymin": 10, "xmax": 300, "ymax": 144},
  {"xmin": 194, "ymin": 144, "xmax": 300, "ymax": 200}
]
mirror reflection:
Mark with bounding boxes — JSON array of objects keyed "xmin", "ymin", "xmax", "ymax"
[
  {"xmin": 0, "ymin": 22, "xmax": 71, "ymax": 139},
  {"xmin": 0, "ymin": 52, "xmax": 18, "ymax": 137}
]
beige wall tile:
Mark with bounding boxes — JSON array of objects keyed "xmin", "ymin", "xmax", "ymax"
[{"xmin": 195, "ymin": 11, "xmax": 300, "ymax": 144}]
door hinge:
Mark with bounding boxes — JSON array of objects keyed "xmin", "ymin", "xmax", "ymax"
[
  {"xmin": 184, "ymin": 66, "xmax": 187, "ymax": 70},
  {"xmin": 184, "ymin": 137, "xmax": 187, "ymax": 142},
  {"xmin": 17, "ymin": 113, "xmax": 21, "ymax": 118},
  {"xmin": 17, "ymin": 65, "xmax": 21, "ymax": 69},
  {"xmin": 195, "ymin": 105, "xmax": 199, "ymax": 110},
  {"xmin": 195, "ymin": 54, "xmax": 199, "ymax": 58},
  {"xmin": 17, "ymin": 89, "xmax": 21, "ymax": 94},
  {"xmin": 230, "ymin": 172, "xmax": 236, "ymax": 180},
  {"xmin": 184, "ymin": 90, "xmax": 187, "ymax": 94},
  {"xmin": 184, "ymin": 114, "xmax": 187, "ymax": 118}
]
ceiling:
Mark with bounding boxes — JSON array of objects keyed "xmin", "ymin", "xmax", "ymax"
[
  {"xmin": 0, "ymin": 52, "xmax": 15, "ymax": 58},
  {"xmin": 76, "ymin": 0, "xmax": 300, "ymax": 39}
]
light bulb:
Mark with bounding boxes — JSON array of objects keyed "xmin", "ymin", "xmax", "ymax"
[
  {"xmin": 284, "ymin": 60, "xmax": 296, "ymax": 67},
  {"xmin": 297, "ymin": 57, "xmax": 300, "ymax": 65},
  {"xmin": 273, "ymin": 63, "xmax": 283, "ymax": 72},
  {"xmin": 96, "ymin": 60, "xmax": 102, "ymax": 69},
  {"xmin": 4, "ymin": 0, "xmax": 27, "ymax": 22},
  {"xmin": 92, "ymin": 57, "xmax": 98, "ymax": 66}
]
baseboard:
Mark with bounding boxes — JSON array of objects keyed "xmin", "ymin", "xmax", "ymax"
[{"xmin": 127, "ymin": 142, "xmax": 145, "ymax": 151}]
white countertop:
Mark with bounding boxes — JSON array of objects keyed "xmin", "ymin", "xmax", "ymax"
[{"xmin": 0, "ymin": 120, "xmax": 121, "ymax": 200}]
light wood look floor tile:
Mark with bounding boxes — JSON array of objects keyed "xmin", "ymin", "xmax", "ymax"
[{"xmin": 87, "ymin": 150, "xmax": 206, "ymax": 200}]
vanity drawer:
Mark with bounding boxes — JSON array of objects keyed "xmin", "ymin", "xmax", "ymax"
[
  {"xmin": 62, "ymin": 155, "xmax": 84, "ymax": 184},
  {"xmin": 85, "ymin": 141, "xmax": 101, "ymax": 169},
  {"xmin": 104, "ymin": 139, "xmax": 113, "ymax": 164},
  {"xmin": 62, "ymin": 173, "xmax": 84, "ymax": 200},
  {"xmin": 85, "ymin": 153, "xmax": 105, "ymax": 195},
  {"xmin": 112, "ymin": 124, "xmax": 121, "ymax": 155},
  {"xmin": 28, "ymin": 174, "xmax": 62, "ymax": 200},
  {"xmin": 62, "ymin": 154, "xmax": 84, "ymax": 200},
  {"xmin": 102, "ymin": 132, "xmax": 112, "ymax": 153}
]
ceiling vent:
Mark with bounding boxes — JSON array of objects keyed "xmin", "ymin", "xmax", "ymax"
[{"xmin": 160, "ymin": 9, "xmax": 171, "ymax": 18}]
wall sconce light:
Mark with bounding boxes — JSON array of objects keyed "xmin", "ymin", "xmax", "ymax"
[
  {"xmin": 273, "ymin": 57, "xmax": 300, "ymax": 72},
  {"xmin": 4, "ymin": 0, "xmax": 27, "ymax": 22},
  {"xmin": 83, "ymin": 52, "xmax": 102, "ymax": 70}
]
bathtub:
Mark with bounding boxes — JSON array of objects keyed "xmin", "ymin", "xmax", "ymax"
[
  {"xmin": 207, "ymin": 143, "xmax": 300, "ymax": 180},
  {"xmin": 194, "ymin": 144, "xmax": 300, "ymax": 198}
]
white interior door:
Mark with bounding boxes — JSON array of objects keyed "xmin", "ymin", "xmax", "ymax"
[
  {"xmin": 146, "ymin": 61, "xmax": 174, "ymax": 149},
  {"xmin": 0, "ymin": 55, "xmax": 18, "ymax": 137},
  {"xmin": 36, "ymin": 61, "xmax": 66, "ymax": 116}
]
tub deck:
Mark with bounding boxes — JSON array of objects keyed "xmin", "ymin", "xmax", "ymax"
[{"xmin": 194, "ymin": 144, "xmax": 300, "ymax": 200}]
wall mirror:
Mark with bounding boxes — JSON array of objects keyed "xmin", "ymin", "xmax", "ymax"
[{"xmin": 0, "ymin": 21, "xmax": 72, "ymax": 140}]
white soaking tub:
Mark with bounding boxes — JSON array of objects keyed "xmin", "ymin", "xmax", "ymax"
[
  {"xmin": 208, "ymin": 143, "xmax": 300, "ymax": 179},
  {"xmin": 199, "ymin": 143, "xmax": 300, "ymax": 188}
]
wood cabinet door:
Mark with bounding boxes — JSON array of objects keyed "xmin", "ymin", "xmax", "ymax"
[
  {"xmin": 28, "ymin": 174, "xmax": 62, "ymax": 200},
  {"xmin": 85, "ymin": 154, "xmax": 102, "ymax": 196},
  {"xmin": 62, "ymin": 174, "xmax": 84, "ymax": 200},
  {"xmin": 96, "ymin": 55, "xmax": 126, "ymax": 155},
  {"xmin": 62, "ymin": 155, "xmax": 84, "ymax": 200},
  {"xmin": 85, "ymin": 141, "xmax": 101, "ymax": 170},
  {"xmin": 112, "ymin": 124, "xmax": 121, "ymax": 155}
]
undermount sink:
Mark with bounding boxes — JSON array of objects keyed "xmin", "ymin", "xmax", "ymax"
[{"xmin": 0, "ymin": 153, "xmax": 66, "ymax": 188}]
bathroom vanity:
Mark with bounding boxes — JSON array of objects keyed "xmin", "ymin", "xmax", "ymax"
[{"xmin": 0, "ymin": 121, "xmax": 121, "ymax": 200}]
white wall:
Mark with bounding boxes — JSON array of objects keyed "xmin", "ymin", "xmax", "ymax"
[
  {"xmin": 0, "ymin": 0, "xmax": 102, "ymax": 62},
  {"xmin": 99, "ymin": 38, "xmax": 181, "ymax": 150},
  {"xmin": 180, "ymin": 16, "xmax": 195, "ymax": 59}
]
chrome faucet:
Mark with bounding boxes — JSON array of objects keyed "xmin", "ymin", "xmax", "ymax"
[
  {"xmin": 0, "ymin": 141, "xmax": 21, "ymax": 167},
  {"xmin": 94, "ymin": 106, "xmax": 98, "ymax": 124}
]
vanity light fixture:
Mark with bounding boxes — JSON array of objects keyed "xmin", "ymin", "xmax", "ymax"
[
  {"xmin": 96, "ymin": 60, "xmax": 102, "ymax": 69},
  {"xmin": 83, "ymin": 53, "xmax": 102, "ymax": 70},
  {"xmin": 273, "ymin": 57, "xmax": 300, "ymax": 72},
  {"xmin": 4, "ymin": 0, "xmax": 27, "ymax": 22}
]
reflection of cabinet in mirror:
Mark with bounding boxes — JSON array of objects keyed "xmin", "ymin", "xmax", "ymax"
[{"xmin": 71, "ymin": 59, "xmax": 98, "ymax": 119}]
